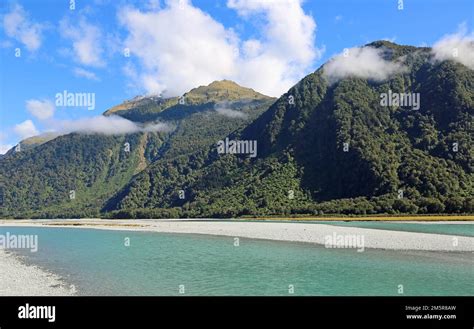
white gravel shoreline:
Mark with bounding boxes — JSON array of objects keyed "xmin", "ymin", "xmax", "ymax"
[{"xmin": 0, "ymin": 249, "xmax": 76, "ymax": 296}]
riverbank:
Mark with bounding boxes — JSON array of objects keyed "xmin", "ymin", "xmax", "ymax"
[{"xmin": 0, "ymin": 249, "xmax": 76, "ymax": 296}]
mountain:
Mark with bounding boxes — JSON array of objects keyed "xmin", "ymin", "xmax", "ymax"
[
  {"xmin": 103, "ymin": 80, "xmax": 270, "ymax": 123},
  {"xmin": 1, "ymin": 42, "xmax": 473, "ymax": 219},
  {"xmin": 0, "ymin": 81, "xmax": 274, "ymax": 218},
  {"xmin": 104, "ymin": 41, "xmax": 473, "ymax": 218}
]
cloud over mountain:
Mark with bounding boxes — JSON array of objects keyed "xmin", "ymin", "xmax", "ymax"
[
  {"xmin": 323, "ymin": 46, "xmax": 406, "ymax": 82},
  {"xmin": 431, "ymin": 26, "xmax": 474, "ymax": 70},
  {"xmin": 51, "ymin": 115, "xmax": 171, "ymax": 135},
  {"xmin": 14, "ymin": 120, "xmax": 39, "ymax": 139},
  {"xmin": 214, "ymin": 104, "xmax": 248, "ymax": 119}
]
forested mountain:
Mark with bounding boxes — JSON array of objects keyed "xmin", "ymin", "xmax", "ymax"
[
  {"xmin": 1, "ymin": 42, "xmax": 473, "ymax": 218},
  {"xmin": 0, "ymin": 81, "xmax": 274, "ymax": 218}
]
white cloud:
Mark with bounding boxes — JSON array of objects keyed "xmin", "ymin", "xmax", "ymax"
[
  {"xmin": 229, "ymin": 0, "xmax": 322, "ymax": 96},
  {"xmin": 215, "ymin": 104, "xmax": 248, "ymax": 119},
  {"xmin": 119, "ymin": 0, "xmax": 321, "ymax": 97},
  {"xmin": 119, "ymin": 1, "xmax": 238, "ymax": 97},
  {"xmin": 26, "ymin": 99, "xmax": 55, "ymax": 120},
  {"xmin": 50, "ymin": 115, "xmax": 171, "ymax": 135},
  {"xmin": 323, "ymin": 46, "xmax": 406, "ymax": 82},
  {"xmin": 14, "ymin": 120, "xmax": 39, "ymax": 139},
  {"xmin": 2, "ymin": 4, "xmax": 44, "ymax": 51},
  {"xmin": 73, "ymin": 67, "xmax": 100, "ymax": 81},
  {"xmin": 242, "ymin": 39, "xmax": 261, "ymax": 57},
  {"xmin": 59, "ymin": 17, "xmax": 104, "ymax": 67},
  {"xmin": 431, "ymin": 25, "xmax": 474, "ymax": 70},
  {"xmin": 146, "ymin": 0, "xmax": 161, "ymax": 10}
]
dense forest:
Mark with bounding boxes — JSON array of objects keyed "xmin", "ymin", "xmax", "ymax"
[{"xmin": 1, "ymin": 42, "xmax": 473, "ymax": 219}]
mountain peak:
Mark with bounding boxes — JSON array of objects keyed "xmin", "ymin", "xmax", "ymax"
[
  {"xmin": 184, "ymin": 80, "xmax": 273, "ymax": 103},
  {"xmin": 364, "ymin": 40, "xmax": 424, "ymax": 53},
  {"xmin": 207, "ymin": 79, "xmax": 241, "ymax": 88},
  {"xmin": 366, "ymin": 40, "xmax": 400, "ymax": 48},
  {"xmin": 104, "ymin": 80, "xmax": 273, "ymax": 117}
]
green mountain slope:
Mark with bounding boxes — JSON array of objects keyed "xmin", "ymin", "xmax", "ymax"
[
  {"xmin": 105, "ymin": 42, "xmax": 473, "ymax": 218},
  {"xmin": 0, "ymin": 132, "xmax": 155, "ymax": 218},
  {"xmin": 0, "ymin": 81, "xmax": 275, "ymax": 218}
]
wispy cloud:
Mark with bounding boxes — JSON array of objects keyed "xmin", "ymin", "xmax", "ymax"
[
  {"xmin": 2, "ymin": 4, "xmax": 45, "ymax": 51},
  {"xmin": 49, "ymin": 115, "xmax": 172, "ymax": 135},
  {"xmin": 59, "ymin": 16, "xmax": 104, "ymax": 67},
  {"xmin": 73, "ymin": 67, "xmax": 100, "ymax": 81},
  {"xmin": 214, "ymin": 103, "xmax": 248, "ymax": 119},
  {"xmin": 323, "ymin": 46, "xmax": 406, "ymax": 82},
  {"xmin": 431, "ymin": 24, "xmax": 474, "ymax": 70}
]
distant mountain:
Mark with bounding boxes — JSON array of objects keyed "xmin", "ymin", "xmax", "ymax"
[
  {"xmin": 0, "ymin": 81, "xmax": 274, "ymax": 218},
  {"xmin": 2, "ymin": 132, "xmax": 61, "ymax": 156},
  {"xmin": 1, "ymin": 42, "xmax": 473, "ymax": 219}
]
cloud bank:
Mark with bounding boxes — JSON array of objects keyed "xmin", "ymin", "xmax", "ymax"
[
  {"xmin": 431, "ymin": 26, "xmax": 474, "ymax": 70},
  {"xmin": 51, "ymin": 115, "xmax": 172, "ymax": 135},
  {"xmin": 323, "ymin": 46, "xmax": 406, "ymax": 82}
]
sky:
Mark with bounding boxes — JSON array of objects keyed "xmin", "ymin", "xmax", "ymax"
[{"xmin": 0, "ymin": 0, "xmax": 473, "ymax": 153}]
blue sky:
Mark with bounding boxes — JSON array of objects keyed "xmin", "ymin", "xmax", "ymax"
[{"xmin": 0, "ymin": 0, "xmax": 472, "ymax": 152}]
